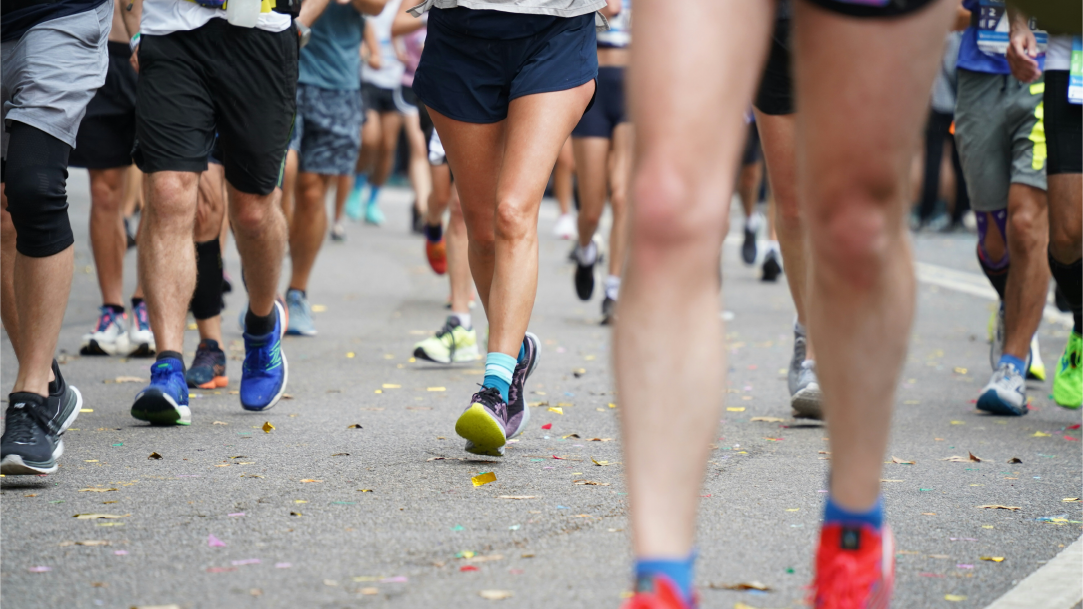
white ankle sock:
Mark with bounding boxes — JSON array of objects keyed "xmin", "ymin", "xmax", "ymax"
[
  {"xmin": 451, "ymin": 312, "xmax": 472, "ymax": 330},
  {"xmin": 605, "ymin": 275, "xmax": 621, "ymax": 300},
  {"xmin": 576, "ymin": 240, "xmax": 598, "ymax": 266}
]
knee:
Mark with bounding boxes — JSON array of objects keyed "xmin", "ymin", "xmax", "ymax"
[
  {"xmin": 629, "ymin": 157, "xmax": 727, "ymax": 252},
  {"xmin": 493, "ymin": 197, "xmax": 535, "ymax": 241},
  {"xmin": 1006, "ymin": 205, "xmax": 1045, "ymax": 250},
  {"xmin": 90, "ymin": 173, "xmax": 125, "ymax": 214},
  {"xmin": 1050, "ymin": 222, "xmax": 1082, "ymax": 256},
  {"xmin": 806, "ymin": 174, "xmax": 900, "ymax": 289},
  {"xmin": 146, "ymin": 172, "xmax": 198, "ymax": 221},
  {"xmin": 231, "ymin": 196, "xmax": 276, "ymax": 234}
]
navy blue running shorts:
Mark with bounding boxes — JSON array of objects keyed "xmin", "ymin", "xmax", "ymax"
[
  {"xmin": 804, "ymin": 0, "xmax": 938, "ymax": 18},
  {"xmin": 572, "ymin": 66, "xmax": 625, "ymax": 138},
  {"xmin": 414, "ymin": 7, "xmax": 598, "ymax": 124}
]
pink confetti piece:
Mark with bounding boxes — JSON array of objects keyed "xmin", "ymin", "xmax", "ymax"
[
  {"xmin": 231, "ymin": 558, "xmax": 261, "ymax": 566},
  {"xmin": 380, "ymin": 576, "xmax": 408, "ymax": 583},
  {"xmin": 509, "ymin": 569, "xmax": 525, "ymax": 575},
  {"xmin": 227, "ymin": 512, "xmax": 245, "ymax": 517},
  {"xmin": 207, "ymin": 566, "xmax": 236, "ymax": 573},
  {"xmin": 275, "ymin": 562, "xmax": 292, "ymax": 569},
  {"xmin": 956, "ymin": 564, "xmax": 974, "ymax": 569},
  {"xmin": 208, "ymin": 534, "xmax": 227, "ymax": 548},
  {"xmin": 114, "ymin": 550, "xmax": 128, "ymax": 556},
  {"xmin": 27, "ymin": 566, "xmax": 51, "ymax": 573}
]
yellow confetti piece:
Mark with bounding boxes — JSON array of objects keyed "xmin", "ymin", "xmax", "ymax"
[
  {"xmin": 944, "ymin": 595, "xmax": 967, "ymax": 602},
  {"xmin": 311, "ymin": 304, "xmax": 327, "ymax": 312},
  {"xmin": 262, "ymin": 421, "xmax": 275, "ymax": 433},
  {"xmin": 982, "ymin": 525, "xmax": 994, "ymax": 529},
  {"xmin": 346, "ymin": 352, "xmax": 355, "ymax": 358},
  {"xmin": 427, "ymin": 387, "xmax": 446, "ymax": 392},
  {"xmin": 187, "ymin": 322, "xmax": 198, "ymax": 330},
  {"xmin": 548, "ymin": 407, "xmax": 563, "ymax": 415},
  {"xmin": 584, "ymin": 355, "xmax": 596, "ymax": 361},
  {"xmin": 79, "ymin": 408, "xmax": 94, "ymax": 413},
  {"xmin": 294, "ymin": 500, "xmax": 308, "ymax": 504},
  {"xmin": 471, "ymin": 472, "xmax": 497, "ymax": 487},
  {"xmin": 383, "ymin": 354, "xmax": 395, "ymax": 360},
  {"xmin": 785, "ymin": 508, "xmax": 799, "ymax": 512},
  {"xmin": 84, "ymin": 460, "xmax": 99, "ymax": 463},
  {"xmin": 608, "ymin": 403, "xmax": 617, "ymax": 409},
  {"xmin": 979, "ymin": 557, "xmax": 1005, "ymax": 563},
  {"xmin": 950, "ymin": 421, "xmax": 965, "ymax": 425},
  {"xmin": 1063, "ymin": 498, "xmax": 1080, "ymax": 502},
  {"xmin": 1032, "ymin": 431, "xmax": 1051, "ymax": 437},
  {"xmin": 374, "ymin": 390, "xmax": 383, "ymax": 394},
  {"xmin": 726, "ymin": 407, "xmax": 745, "ymax": 412},
  {"xmin": 479, "ymin": 590, "xmax": 513, "ymax": 600},
  {"xmin": 954, "ymin": 367, "xmax": 968, "ymax": 374},
  {"xmin": 408, "ymin": 357, "xmax": 416, "ymax": 363},
  {"xmin": 383, "ymin": 384, "xmax": 401, "ymax": 389}
]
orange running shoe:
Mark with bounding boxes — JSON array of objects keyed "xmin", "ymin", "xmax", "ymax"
[
  {"xmin": 426, "ymin": 238, "xmax": 447, "ymax": 275},
  {"xmin": 621, "ymin": 576, "xmax": 696, "ymax": 609},
  {"xmin": 811, "ymin": 523, "xmax": 894, "ymax": 609}
]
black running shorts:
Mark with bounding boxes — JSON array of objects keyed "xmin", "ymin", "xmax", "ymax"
[
  {"xmin": 803, "ymin": 0, "xmax": 939, "ymax": 18},
  {"xmin": 133, "ymin": 19, "xmax": 298, "ymax": 196},
  {"xmin": 754, "ymin": 18, "xmax": 794, "ymax": 117},
  {"xmin": 1045, "ymin": 70, "xmax": 1082, "ymax": 176},
  {"xmin": 70, "ymin": 41, "xmax": 137, "ymax": 169}
]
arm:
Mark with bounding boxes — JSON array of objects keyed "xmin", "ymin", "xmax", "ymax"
[
  {"xmin": 600, "ymin": 0, "xmax": 621, "ymax": 19},
  {"xmin": 350, "ymin": 0, "xmax": 386, "ymax": 16},
  {"xmin": 1005, "ymin": 5, "xmax": 1042, "ymax": 82},
  {"xmin": 298, "ymin": 0, "xmax": 331, "ymax": 27},
  {"xmin": 122, "ymin": 0, "xmax": 143, "ymax": 72},
  {"xmin": 951, "ymin": 1, "xmax": 970, "ymax": 31},
  {"xmin": 362, "ymin": 20, "xmax": 382, "ymax": 69},
  {"xmin": 390, "ymin": 5, "xmax": 426, "ymax": 36}
]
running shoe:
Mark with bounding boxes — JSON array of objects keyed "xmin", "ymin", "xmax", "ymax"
[
  {"xmin": 411, "ymin": 204, "xmax": 425, "ymax": 235},
  {"xmin": 364, "ymin": 201, "xmax": 385, "ymax": 226},
  {"xmin": 80, "ymin": 306, "xmax": 130, "ymax": 356},
  {"xmin": 601, "ymin": 297, "xmax": 617, "ymax": 326},
  {"xmin": 761, "ymin": 249, "xmax": 782, "ymax": 282},
  {"xmin": 124, "ymin": 217, "xmax": 137, "ymax": 249},
  {"xmin": 575, "ymin": 258, "xmax": 595, "ymax": 301},
  {"xmin": 989, "ymin": 302, "xmax": 1005, "ymax": 370},
  {"xmin": 128, "ymin": 300, "xmax": 156, "ymax": 357},
  {"xmin": 285, "ymin": 289, "xmax": 317, "ymax": 336},
  {"xmin": 1053, "ymin": 331, "xmax": 1082, "ymax": 409},
  {"xmin": 413, "ymin": 317, "xmax": 479, "ymax": 364},
  {"xmin": 345, "ymin": 188, "xmax": 364, "ymax": 221},
  {"xmin": 810, "ymin": 523, "xmax": 894, "ymax": 609},
  {"xmin": 741, "ymin": 211, "xmax": 762, "ymax": 265},
  {"xmin": 426, "ymin": 238, "xmax": 447, "ymax": 275},
  {"xmin": 506, "ymin": 332, "xmax": 540, "ymax": 439},
  {"xmin": 455, "ymin": 386, "xmax": 509, "ymax": 457},
  {"xmin": 330, "ymin": 222, "xmax": 346, "ymax": 241},
  {"xmin": 1027, "ymin": 334, "xmax": 1046, "ymax": 381},
  {"xmin": 789, "ymin": 327, "xmax": 822, "ymax": 419},
  {"xmin": 132, "ymin": 358, "xmax": 191, "ymax": 425},
  {"xmin": 0, "ymin": 361, "xmax": 82, "ymax": 475},
  {"xmin": 186, "ymin": 339, "xmax": 228, "ymax": 389},
  {"xmin": 240, "ymin": 299, "xmax": 288, "ymax": 411},
  {"xmin": 622, "ymin": 575, "xmax": 697, "ymax": 609},
  {"xmin": 554, "ymin": 213, "xmax": 577, "ymax": 240},
  {"xmin": 977, "ymin": 363, "xmax": 1028, "ymax": 416},
  {"xmin": 238, "ymin": 295, "xmax": 290, "ymax": 333}
]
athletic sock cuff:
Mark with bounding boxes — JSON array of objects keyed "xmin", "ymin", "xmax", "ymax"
[{"xmin": 824, "ymin": 495, "xmax": 884, "ymax": 529}]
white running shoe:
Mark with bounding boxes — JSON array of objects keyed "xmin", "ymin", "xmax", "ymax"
[
  {"xmin": 128, "ymin": 301, "xmax": 156, "ymax": 356},
  {"xmin": 80, "ymin": 306, "xmax": 130, "ymax": 356},
  {"xmin": 554, "ymin": 213, "xmax": 577, "ymax": 240},
  {"xmin": 978, "ymin": 363, "xmax": 1028, "ymax": 416}
]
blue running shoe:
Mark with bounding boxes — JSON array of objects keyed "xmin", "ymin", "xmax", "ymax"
[
  {"xmin": 364, "ymin": 201, "xmax": 385, "ymax": 226},
  {"xmin": 285, "ymin": 289, "xmax": 317, "ymax": 336},
  {"xmin": 240, "ymin": 299, "xmax": 288, "ymax": 411},
  {"xmin": 132, "ymin": 358, "xmax": 191, "ymax": 425},
  {"xmin": 345, "ymin": 188, "xmax": 364, "ymax": 221}
]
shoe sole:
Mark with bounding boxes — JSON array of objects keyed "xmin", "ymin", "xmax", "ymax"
[
  {"xmin": 128, "ymin": 342, "xmax": 156, "ymax": 358},
  {"xmin": 81, "ymin": 335, "xmax": 131, "ymax": 356},
  {"xmin": 131, "ymin": 389, "xmax": 192, "ymax": 425},
  {"xmin": 194, "ymin": 376, "xmax": 229, "ymax": 390},
  {"xmin": 286, "ymin": 328, "xmax": 317, "ymax": 336},
  {"xmin": 241, "ymin": 301, "xmax": 289, "ymax": 412},
  {"xmin": 456, "ymin": 403, "xmax": 506, "ymax": 455},
  {"xmin": 414, "ymin": 341, "xmax": 480, "ymax": 365},
  {"xmin": 976, "ymin": 389, "xmax": 1027, "ymax": 416},
  {"xmin": 791, "ymin": 385, "xmax": 823, "ymax": 420}
]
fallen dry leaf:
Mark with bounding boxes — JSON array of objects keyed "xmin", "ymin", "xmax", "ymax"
[
  {"xmin": 573, "ymin": 368, "xmax": 587, "ymax": 378},
  {"xmin": 587, "ymin": 438, "xmax": 613, "ymax": 442},
  {"xmin": 750, "ymin": 416, "xmax": 785, "ymax": 423},
  {"xmin": 347, "ymin": 424, "xmax": 363, "ymax": 429},
  {"xmin": 942, "ymin": 452, "xmax": 982, "ymax": 463},
  {"xmin": 300, "ymin": 479, "xmax": 323, "ymax": 483},
  {"xmin": 1007, "ymin": 457, "xmax": 1023, "ymax": 463},
  {"xmin": 73, "ymin": 514, "xmax": 128, "ymax": 519},
  {"xmin": 466, "ymin": 554, "xmax": 504, "ymax": 563},
  {"xmin": 710, "ymin": 581, "xmax": 771, "ymax": 591},
  {"xmin": 78, "ymin": 488, "xmax": 117, "ymax": 493},
  {"xmin": 562, "ymin": 433, "xmax": 580, "ymax": 439},
  {"xmin": 891, "ymin": 457, "xmax": 915, "ymax": 465},
  {"xmin": 479, "ymin": 590, "xmax": 513, "ymax": 600},
  {"xmin": 573, "ymin": 480, "xmax": 610, "ymax": 486},
  {"xmin": 361, "ymin": 587, "xmax": 379, "ymax": 595},
  {"xmin": 59, "ymin": 540, "xmax": 111, "ymax": 547},
  {"xmin": 976, "ymin": 505, "xmax": 1021, "ymax": 510},
  {"xmin": 591, "ymin": 458, "xmax": 610, "ymax": 466},
  {"xmin": 331, "ymin": 453, "xmax": 349, "ymax": 457},
  {"xmin": 148, "ymin": 452, "xmax": 162, "ymax": 460},
  {"xmin": 213, "ymin": 421, "xmax": 228, "ymax": 425}
]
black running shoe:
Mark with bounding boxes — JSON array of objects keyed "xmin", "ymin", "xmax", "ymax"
[
  {"xmin": 455, "ymin": 386, "xmax": 509, "ymax": 457},
  {"xmin": 411, "ymin": 205, "xmax": 425, "ymax": 235},
  {"xmin": 761, "ymin": 249, "xmax": 782, "ymax": 282},
  {"xmin": 124, "ymin": 217, "xmax": 137, "ymax": 250},
  {"xmin": 1, "ymin": 362, "xmax": 82, "ymax": 475},
  {"xmin": 575, "ymin": 261, "xmax": 595, "ymax": 300},
  {"xmin": 601, "ymin": 297, "xmax": 617, "ymax": 326},
  {"xmin": 506, "ymin": 332, "xmax": 540, "ymax": 440},
  {"xmin": 741, "ymin": 221, "xmax": 758, "ymax": 265},
  {"xmin": 187, "ymin": 339, "xmax": 228, "ymax": 389}
]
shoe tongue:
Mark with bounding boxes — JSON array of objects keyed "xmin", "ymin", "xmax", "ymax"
[
  {"xmin": 200, "ymin": 339, "xmax": 220, "ymax": 350},
  {"xmin": 446, "ymin": 316, "xmax": 461, "ymax": 328}
]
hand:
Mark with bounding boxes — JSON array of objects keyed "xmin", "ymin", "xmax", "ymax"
[
  {"xmin": 130, "ymin": 44, "xmax": 140, "ymax": 73},
  {"xmin": 1006, "ymin": 26, "xmax": 1042, "ymax": 83},
  {"xmin": 367, "ymin": 51, "xmax": 381, "ymax": 70}
]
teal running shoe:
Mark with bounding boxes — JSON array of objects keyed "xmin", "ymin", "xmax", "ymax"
[
  {"xmin": 364, "ymin": 201, "xmax": 385, "ymax": 226},
  {"xmin": 132, "ymin": 358, "xmax": 191, "ymax": 425}
]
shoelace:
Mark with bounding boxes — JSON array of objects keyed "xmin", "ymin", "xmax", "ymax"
[
  {"xmin": 472, "ymin": 386, "xmax": 507, "ymax": 418},
  {"xmin": 5, "ymin": 403, "xmax": 56, "ymax": 442},
  {"xmin": 243, "ymin": 337, "xmax": 278, "ymax": 374},
  {"xmin": 135, "ymin": 305, "xmax": 150, "ymax": 329},
  {"xmin": 811, "ymin": 550, "xmax": 879, "ymax": 609},
  {"xmin": 95, "ymin": 309, "xmax": 116, "ymax": 332}
]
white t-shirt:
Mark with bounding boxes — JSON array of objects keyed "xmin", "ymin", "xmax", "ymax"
[
  {"xmin": 141, "ymin": 0, "xmax": 291, "ymax": 35},
  {"xmin": 1046, "ymin": 35, "xmax": 1072, "ymax": 72},
  {"xmin": 361, "ymin": 0, "xmax": 405, "ymax": 90}
]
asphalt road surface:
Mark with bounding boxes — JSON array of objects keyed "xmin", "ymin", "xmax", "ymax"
[{"xmin": 2, "ymin": 176, "xmax": 1080, "ymax": 609}]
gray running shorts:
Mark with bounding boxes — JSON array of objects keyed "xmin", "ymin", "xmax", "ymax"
[
  {"xmin": 954, "ymin": 68, "xmax": 1047, "ymax": 212},
  {"xmin": 1, "ymin": 0, "xmax": 112, "ymax": 158}
]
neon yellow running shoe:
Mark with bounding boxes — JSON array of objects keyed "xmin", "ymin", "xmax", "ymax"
[
  {"xmin": 413, "ymin": 316, "xmax": 479, "ymax": 364},
  {"xmin": 1053, "ymin": 331, "xmax": 1082, "ymax": 410},
  {"xmin": 1027, "ymin": 334, "xmax": 1046, "ymax": 381}
]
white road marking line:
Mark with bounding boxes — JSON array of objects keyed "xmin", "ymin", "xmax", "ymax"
[
  {"xmin": 983, "ymin": 536, "xmax": 1083, "ymax": 609},
  {"xmin": 916, "ymin": 262, "xmax": 1073, "ymax": 328}
]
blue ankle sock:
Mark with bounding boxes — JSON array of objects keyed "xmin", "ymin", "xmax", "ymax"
[
  {"xmin": 635, "ymin": 553, "xmax": 695, "ymax": 604},
  {"xmin": 367, "ymin": 185, "xmax": 382, "ymax": 207},
  {"xmin": 517, "ymin": 341, "xmax": 526, "ymax": 364},
  {"xmin": 483, "ymin": 352, "xmax": 516, "ymax": 402},
  {"xmin": 353, "ymin": 173, "xmax": 367, "ymax": 193},
  {"xmin": 998, "ymin": 354, "xmax": 1027, "ymax": 375},
  {"xmin": 824, "ymin": 495, "xmax": 883, "ymax": 530}
]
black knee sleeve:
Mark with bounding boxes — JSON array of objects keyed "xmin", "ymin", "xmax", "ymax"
[
  {"xmin": 3, "ymin": 122, "xmax": 74, "ymax": 258},
  {"xmin": 190, "ymin": 239, "xmax": 224, "ymax": 320}
]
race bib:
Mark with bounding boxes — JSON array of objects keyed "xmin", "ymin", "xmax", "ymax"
[
  {"xmin": 1070, "ymin": 36, "xmax": 1082, "ymax": 105},
  {"xmin": 975, "ymin": 0, "xmax": 1047, "ymax": 58}
]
